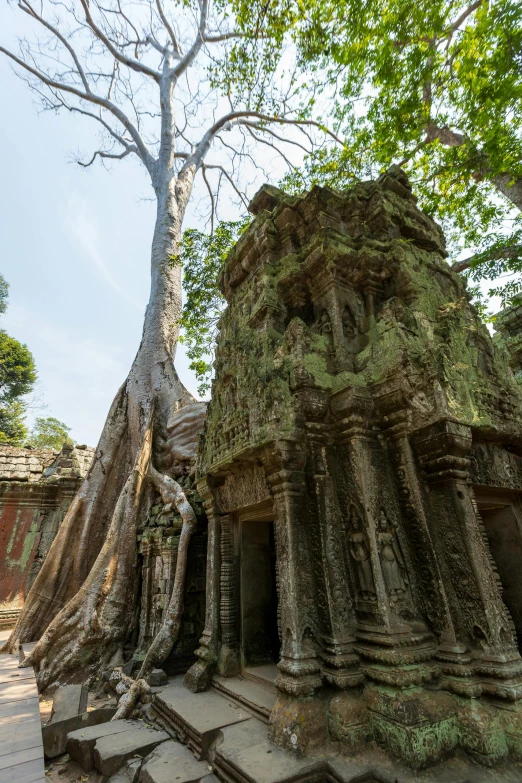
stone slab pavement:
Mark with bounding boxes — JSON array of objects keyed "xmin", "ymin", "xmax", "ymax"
[{"xmin": 0, "ymin": 628, "xmax": 45, "ymax": 783}]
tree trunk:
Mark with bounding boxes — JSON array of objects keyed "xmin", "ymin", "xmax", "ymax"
[{"xmin": 3, "ymin": 181, "xmax": 204, "ymax": 692}]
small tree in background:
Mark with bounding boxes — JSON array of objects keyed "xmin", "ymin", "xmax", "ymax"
[
  {"xmin": 28, "ymin": 416, "xmax": 73, "ymax": 451},
  {"xmin": 0, "ymin": 274, "xmax": 37, "ymax": 445}
]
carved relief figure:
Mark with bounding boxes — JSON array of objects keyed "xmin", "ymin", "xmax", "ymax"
[
  {"xmin": 317, "ymin": 309, "xmax": 331, "ymax": 331},
  {"xmin": 317, "ymin": 309, "xmax": 335, "ymax": 360},
  {"xmin": 348, "ymin": 506, "xmax": 375, "ymax": 601},
  {"xmin": 377, "ymin": 509, "xmax": 408, "ymax": 599},
  {"xmin": 342, "ymin": 305, "xmax": 357, "ymax": 339}
]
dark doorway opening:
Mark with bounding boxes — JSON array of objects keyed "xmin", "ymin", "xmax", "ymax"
[
  {"xmin": 240, "ymin": 519, "xmax": 280, "ymax": 674},
  {"xmin": 477, "ymin": 493, "xmax": 522, "ymax": 651}
]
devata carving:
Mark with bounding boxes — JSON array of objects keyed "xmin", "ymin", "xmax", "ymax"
[
  {"xmin": 186, "ymin": 169, "xmax": 522, "ymax": 771},
  {"xmin": 377, "ymin": 509, "xmax": 408, "ymax": 601},
  {"xmin": 348, "ymin": 506, "xmax": 375, "ymax": 601}
]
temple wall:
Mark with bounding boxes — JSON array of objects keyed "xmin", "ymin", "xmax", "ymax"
[
  {"xmin": 0, "ymin": 443, "xmax": 94, "ymax": 627},
  {"xmin": 186, "ymin": 169, "xmax": 522, "ymax": 770}
]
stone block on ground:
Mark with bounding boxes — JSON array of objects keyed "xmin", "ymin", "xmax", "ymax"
[
  {"xmin": 147, "ymin": 669, "xmax": 168, "ymax": 687},
  {"xmin": 140, "ymin": 740, "xmax": 211, "ymax": 783},
  {"xmin": 42, "ymin": 706, "xmax": 116, "ymax": 758},
  {"xmin": 66, "ymin": 718, "xmax": 143, "ymax": 772},
  {"xmin": 94, "ymin": 725, "xmax": 169, "ymax": 777},
  {"xmin": 50, "ymin": 684, "xmax": 88, "ymax": 723},
  {"xmin": 107, "ymin": 757, "xmax": 142, "ymax": 783}
]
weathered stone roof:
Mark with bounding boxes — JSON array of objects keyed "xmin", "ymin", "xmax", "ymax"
[{"xmin": 0, "ymin": 443, "xmax": 95, "ymax": 483}]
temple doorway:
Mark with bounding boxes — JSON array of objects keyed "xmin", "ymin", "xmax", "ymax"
[
  {"xmin": 240, "ymin": 518, "xmax": 280, "ymax": 680},
  {"xmin": 476, "ymin": 490, "xmax": 522, "ymax": 651}
]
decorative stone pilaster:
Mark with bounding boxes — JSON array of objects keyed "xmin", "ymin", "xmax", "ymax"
[
  {"xmin": 217, "ymin": 514, "xmax": 240, "ymax": 676},
  {"xmin": 265, "ymin": 441, "xmax": 322, "ymax": 697},
  {"xmin": 412, "ymin": 420, "xmax": 522, "ymax": 701},
  {"xmin": 308, "ymin": 436, "xmax": 361, "ymax": 688},
  {"xmin": 332, "ymin": 389, "xmax": 436, "ymax": 691},
  {"xmin": 184, "ymin": 481, "xmax": 220, "ymax": 692}
]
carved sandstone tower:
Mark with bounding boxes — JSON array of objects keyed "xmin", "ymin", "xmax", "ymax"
[{"xmin": 185, "ymin": 167, "xmax": 522, "ymax": 769}]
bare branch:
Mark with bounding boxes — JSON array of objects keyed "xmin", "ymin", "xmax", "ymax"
[
  {"xmin": 244, "ymin": 125, "xmax": 296, "ymax": 171},
  {"xmin": 188, "ymin": 110, "xmax": 345, "ymax": 170},
  {"xmin": 201, "ymin": 164, "xmax": 216, "ymax": 234},
  {"xmin": 0, "ymin": 45, "xmax": 155, "ymax": 173},
  {"xmin": 204, "ymin": 31, "xmax": 259, "ymax": 43},
  {"xmin": 18, "ymin": 0, "xmax": 90, "ymax": 92},
  {"xmin": 242, "ymin": 121, "xmax": 311, "ymax": 154},
  {"xmin": 78, "ymin": 0, "xmax": 160, "ymax": 82},
  {"xmin": 172, "ymin": 0, "xmax": 208, "ymax": 79},
  {"xmin": 451, "ymin": 244, "xmax": 522, "ymax": 274},
  {"xmin": 204, "ymin": 164, "xmax": 249, "ymax": 209},
  {"xmin": 155, "ymin": 0, "xmax": 182, "ymax": 58},
  {"xmin": 78, "ymin": 147, "xmax": 135, "ymax": 167},
  {"xmin": 449, "ymin": 0, "xmax": 483, "ymax": 36}
]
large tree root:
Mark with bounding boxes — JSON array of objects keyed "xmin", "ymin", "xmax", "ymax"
[
  {"xmin": 17, "ymin": 420, "xmax": 155, "ymax": 691},
  {"xmin": 106, "ymin": 669, "xmax": 151, "ymax": 721},
  {"xmin": 113, "ymin": 464, "xmax": 197, "ymax": 719},
  {"xmin": 4, "ymin": 343, "xmax": 205, "ymax": 702}
]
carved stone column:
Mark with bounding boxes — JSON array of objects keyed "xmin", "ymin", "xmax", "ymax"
[
  {"xmin": 184, "ymin": 481, "xmax": 221, "ymax": 692},
  {"xmin": 412, "ymin": 420, "xmax": 522, "ymax": 701},
  {"xmin": 376, "ymin": 391, "xmax": 474, "ymax": 688},
  {"xmin": 217, "ymin": 513, "xmax": 240, "ymax": 676},
  {"xmin": 308, "ymin": 435, "xmax": 362, "ymax": 688},
  {"xmin": 332, "ymin": 388, "xmax": 436, "ymax": 690},
  {"xmin": 265, "ymin": 441, "xmax": 322, "ymax": 697}
]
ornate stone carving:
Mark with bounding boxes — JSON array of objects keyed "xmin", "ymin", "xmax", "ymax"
[
  {"xmin": 376, "ymin": 509, "xmax": 408, "ymax": 600},
  {"xmin": 192, "ymin": 170, "xmax": 522, "ymax": 768},
  {"xmin": 348, "ymin": 506, "xmax": 375, "ymax": 602}
]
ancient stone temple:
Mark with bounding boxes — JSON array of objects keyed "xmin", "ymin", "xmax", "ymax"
[
  {"xmin": 183, "ymin": 168, "xmax": 522, "ymax": 770},
  {"xmin": 0, "ymin": 442, "xmax": 94, "ymax": 628}
]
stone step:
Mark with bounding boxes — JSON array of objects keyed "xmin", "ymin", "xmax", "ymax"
[
  {"xmin": 153, "ymin": 676, "xmax": 250, "ymax": 760},
  {"xmin": 212, "ymin": 676, "xmax": 276, "ymax": 724},
  {"xmin": 140, "ymin": 739, "xmax": 211, "ymax": 783},
  {"xmin": 66, "ymin": 718, "xmax": 143, "ymax": 771},
  {"xmin": 93, "ymin": 725, "xmax": 169, "ymax": 777},
  {"xmin": 42, "ymin": 705, "xmax": 116, "ymax": 759}
]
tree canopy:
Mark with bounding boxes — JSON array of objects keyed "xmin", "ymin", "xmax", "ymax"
[
  {"xmin": 235, "ymin": 0, "xmax": 522, "ymax": 306},
  {"xmin": 28, "ymin": 416, "xmax": 73, "ymax": 450},
  {"xmin": 0, "ymin": 274, "xmax": 37, "ymax": 444}
]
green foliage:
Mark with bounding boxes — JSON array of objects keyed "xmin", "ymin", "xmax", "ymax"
[
  {"xmin": 0, "ymin": 331, "xmax": 37, "ymax": 403},
  {"xmin": 28, "ymin": 416, "xmax": 72, "ymax": 450},
  {"xmin": 0, "ymin": 400, "xmax": 28, "ymax": 445},
  {"xmin": 0, "ymin": 276, "xmax": 37, "ymax": 445},
  {"xmin": 240, "ymin": 0, "xmax": 522, "ymax": 306},
  {"xmin": 179, "ymin": 218, "xmax": 250, "ymax": 395},
  {"xmin": 0, "ymin": 275, "xmax": 8, "ymax": 316}
]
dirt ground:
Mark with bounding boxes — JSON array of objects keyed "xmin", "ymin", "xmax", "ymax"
[{"xmin": 44, "ymin": 754, "xmax": 105, "ymax": 782}]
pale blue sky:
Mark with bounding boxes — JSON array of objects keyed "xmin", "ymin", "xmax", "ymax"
[{"xmin": 0, "ymin": 4, "xmax": 258, "ymax": 446}]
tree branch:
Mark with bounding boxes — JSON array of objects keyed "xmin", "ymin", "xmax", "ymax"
[
  {"xmin": 451, "ymin": 244, "xmax": 522, "ymax": 274},
  {"xmin": 78, "ymin": 0, "xmax": 160, "ymax": 82},
  {"xmin": 201, "ymin": 164, "xmax": 216, "ymax": 233},
  {"xmin": 0, "ymin": 46, "xmax": 155, "ymax": 174},
  {"xmin": 172, "ymin": 0, "xmax": 208, "ymax": 79},
  {"xmin": 204, "ymin": 31, "xmax": 259, "ymax": 42},
  {"xmin": 18, "ymin": 0, "xmax": 91, "ymax": 93},
  {"xmin": 78, "ymin": 147, "xmax": 135, "ymax": 167},
  {"xmin": 203, "ymin": 164, "xmax": 249, "ymax": 209},
  {"xmin": 188, "ymin": 110, "xmax": 344, "ymax": 170},
  {"xmin": 155, "ymin": 0, "xmax": 182, "ymax": 58}
]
